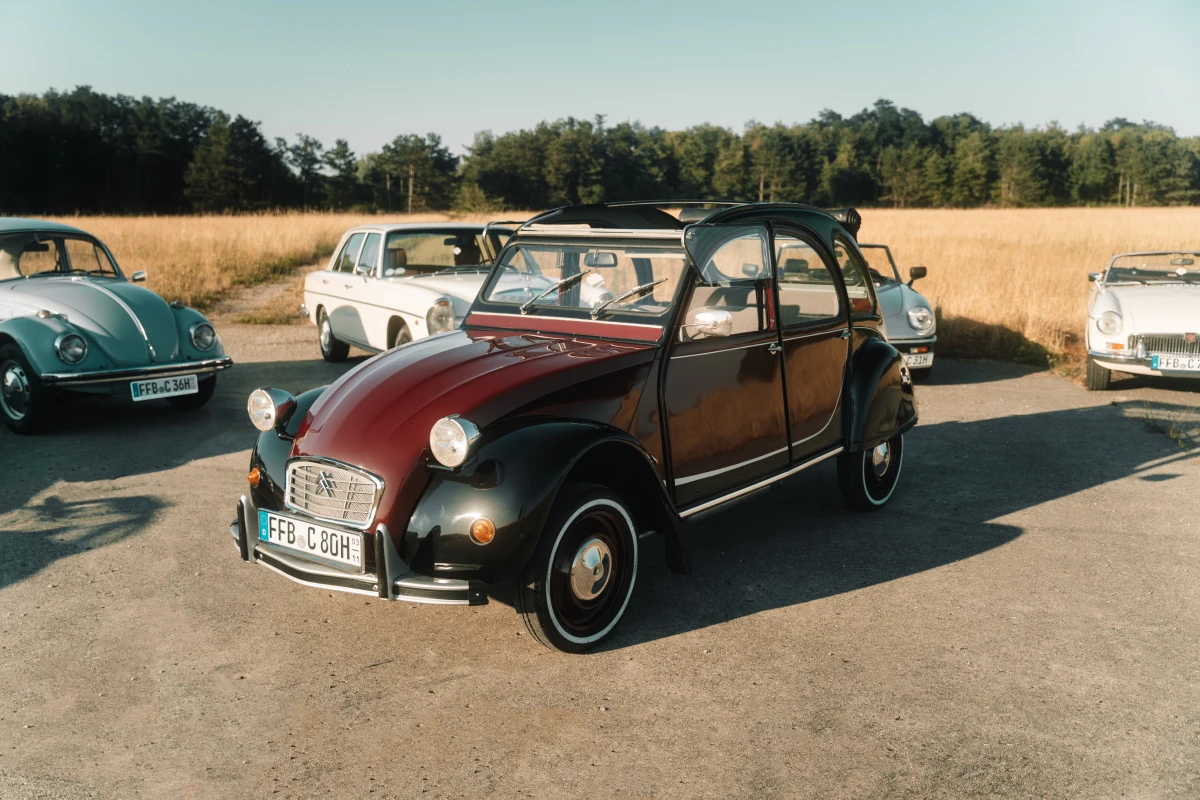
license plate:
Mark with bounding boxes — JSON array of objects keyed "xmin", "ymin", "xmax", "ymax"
[
  {"xmin": 1152, "ymin": 355, "xmax": 1200, "ymax": 371},
  {"xmin": 131, "ymin": 374, "xmax": 198, "ymax": 401},
  {"xmin": 904, "ymin": 352, "xmax": 934, "ymax": 368},
  {"xmin": 258, "ymin": 509, "xmax": 363, "ymax": 570}
]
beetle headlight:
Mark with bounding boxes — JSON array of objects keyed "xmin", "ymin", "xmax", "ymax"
[
  {"xmin": 429, "ymin": 416, "xmax": 480, "ymax": 468},
  {"xmin": 906, "ymin": 306, "xmax": 934, "ymax": 334},
  {"xmin": 191, "ymin": 322, "xmax": 217, "ymax": 351},
  {"xmin": 247, "ymin": 387, "xmax": 297, "ymax": 433},
  {"xmin": 55, "ymin": 332, "xmax": 88, "ymax": 364},
  {"xmin": 426, "ymin": 299, "xmax": 455, "ymax": 335},
  {"xmin": 1096, "ymin": 311, "xmax": 1122, "ymax": 336}
]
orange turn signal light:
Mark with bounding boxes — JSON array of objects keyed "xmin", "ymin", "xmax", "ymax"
[
  {"xmin": 469, "ymin": 518, "xmax": 496, "ymax": 545},
  {"xmin": 248, "ymin": 466, "xmax": 261, "ymax": 488}
]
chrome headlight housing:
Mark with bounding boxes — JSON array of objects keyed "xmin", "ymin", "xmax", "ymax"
[
  {"xmin": 54, "ymin": 332, "xmax": 88, "ymax": 364},
  {"xmin": 191, "ymin": 322, "xmax": 217, "ymax": 351},
  {"xmin": 1096, "ymin": 311, "xmax": 1122, "ymax": 336},
  {"xmin": 429, "ymin": 416, "xmax": 480, "ymax": 468},
  {"xmin": 247, "ymin": 387, "xmax": 297, "ymax": 433},
  {"xmin": 906, "ymin": 306, "xmax": 934, "ymax": 334},
  {"xmin": 426, "ymin": 299, "xmax": 455, "ymax": 335}
]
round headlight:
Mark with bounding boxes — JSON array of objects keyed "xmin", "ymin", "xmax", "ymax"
[
  {"xmin": 55, "ymin": 333, "xmax": 88, "ymax": 364},
  {"xmin": 191, "ymin": 322, "xmax": 217, "ymax": 352},
  {"xmin": 906, "ymin": 306, "xmax": 934, "ymax": 334},
  {"xmin": 247, "ymin": 387, "xmax": 296, "ymax": 432},
  {"xmin": 426, "ymin": 299, "xmax": 455, "ymax": 335},
  {"xmin": 429, "ymin": 416, "xmax": 480, "ymax": 468},
  {"xmin": 1096, "ymin": 311, "xmax": 1122, "ymax": 336}
]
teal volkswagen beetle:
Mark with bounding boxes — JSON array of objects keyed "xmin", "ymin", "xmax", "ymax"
[{"xmin": 0, "ymin": 218, "xmax": 232, "ymax": 433}]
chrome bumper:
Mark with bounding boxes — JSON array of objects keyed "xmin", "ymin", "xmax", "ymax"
[
  {"xmin": 231, "ymin": 496, "xmax": 486, "ymax": 606},
  {"xmin": 889, "ymin": 335, "xmax": 937, "ymax": 347},
  {"xmin": 42, "ymin": 356, "xmax": 233, "ymax": 386}
]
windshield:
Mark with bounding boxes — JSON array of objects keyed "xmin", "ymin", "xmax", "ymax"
[
  {"xmin": 0, "ymin": 232, "xmax": 120, "ymax": 281},
  {"xmin": 380, "ymin": 228, "xmax": 510, "ymax": 277},
  {"xmin": 858, "ymin": 244, "xmax": 901, "ymax": 283},
  {"xmin": 483, "ymin": 239, "xmax": 687, "ymax": 315},
  {"xmin": 1106, "ymin": 252, "xmax": 1200, "ymax": 284}
]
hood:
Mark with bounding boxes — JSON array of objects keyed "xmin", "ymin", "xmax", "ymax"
[
  {"xmin": 401, "ymin": 272, "xmax": 488, "ymax": 318},
  {"xmin": 4, "ymin": 277, "xmax": 180, "ymax": 366},
  {"xmin": 1104, "ymin": 284, "xmax": 1200, "ymax": 333}
]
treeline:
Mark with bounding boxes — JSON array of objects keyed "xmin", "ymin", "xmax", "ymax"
[{"xmin": 2, "ymin": 88, "xmax": 1198, "ymax": 215}]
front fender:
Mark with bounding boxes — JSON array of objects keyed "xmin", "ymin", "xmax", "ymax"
[
  {"xmin": 0, "ymin": 316, "xmax": 90, "ymax": 375},
  {"xmin": 171, "ymin": 305, "xmax": 228, "ymax": 360},
  {"xmin": 250, "ymin": 386, "xmax": 328, "ymax": 511},
  {"xmin": 846, "ymin": 335, "xmax": 917, "ymax": 450}
]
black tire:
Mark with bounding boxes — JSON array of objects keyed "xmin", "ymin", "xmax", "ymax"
[
  {"xmin": 1085, "ymin": 357, "xmax": 1111, "ymax": 391},
  {"xmin": 837, "ymin": 433, "xmax": 904, "ymax": 512},
  {"xmin": 516, "ymin": 483, "xmax": 639, "ymax": 653},
  {"xmin": 0, "ymin": 343, "xmax": 55, "ymax": 434},
  {"xmin": 318, "ymin": 309, "xmax": 349, "ymax": 362},
  {"xmin": 389, "ymin": 323, "xmax": 412, "ymax": 350},
  {"xmin": 167, "ymin": 375, "xmax": 217, "ymax": 411}
]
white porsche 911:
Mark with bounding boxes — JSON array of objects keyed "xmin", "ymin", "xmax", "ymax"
[{"xmin": 1086, "ymin": 250, "xmax": 1200, "ymax": 390}]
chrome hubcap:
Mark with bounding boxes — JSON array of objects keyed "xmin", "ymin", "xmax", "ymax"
[
  {"xmin": 1, "ymin": 363, "xmax": 30, "ymax": 420},
  {"xmin": 569, "ymin": 537, "xmax": 612, "ymax": 601},
  {"xmin": 320, "ymin": 319, "xmax": 332, "ymax": 349},
  {"xmin": 870, "ymin": 442, "xmax": 892, "ymax": 478}
]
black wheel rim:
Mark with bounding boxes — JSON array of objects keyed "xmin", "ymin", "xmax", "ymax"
[
  {"xmin": 864, "ymin": 435, "xmax": 903, "ymax": 501},
  {"xmin": 548, "ymin": 506, "xmax": 634, "ymax": 639}
]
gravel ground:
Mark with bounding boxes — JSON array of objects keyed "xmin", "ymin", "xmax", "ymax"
[{"xmin": 1, "ymin": 325, "xmax": 1198, "ymax": 799}]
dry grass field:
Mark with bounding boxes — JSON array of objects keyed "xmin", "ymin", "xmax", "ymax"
[{"xmin": 47, "ymin": 208, "xmax": 1200, "ymax": 368}]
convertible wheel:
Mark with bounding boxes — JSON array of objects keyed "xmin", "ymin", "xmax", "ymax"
[
  {"xmin": 837, "ymin": 433, "xmax": 904, "ymax": 512},
  {"xmin": 0, "ymin": 343, "xmax": 54, "ymax": 434},
  {"xmin": 1085, "ymin": 357, "xmax": 1111, "ymax": 391},
  {"xmin": 167, "ymin": 375, "xmax": 217, "ymax": 411},
  {"xmin": 516, "ymin": 483, "xmax": 639, "ymax": 653},
  {"xmin": 318, "ymin": 310, "xmax": 349, "ymax": 362}
]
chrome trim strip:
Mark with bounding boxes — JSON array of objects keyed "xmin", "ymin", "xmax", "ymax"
[
  {"xmin": 887, "ymin": 335, "xmax": 938, "ymax": 345},
  {"xmin": 679, "ymin": 447, "xmax": 843, "ymax": 518},
  {"xmin": 256, "ymin": 558, "xmax": 378, "ymax": 598},
  {"xmin": 283, "ymin": 456, "xmax": 386, "ymax": 531},
  {"xmin": 519, "ymin": 225, "xmax": 685, "ymax": 241},
  {"xmin": 672, "ymin": 340, "xmax": 774, "ymax": 358},
  {"xmin": 783, "ymin": 327, "xmax": 848, "ymax": 343},
  {"xmin": 40, "ymin": 356, "xmax": 232, "ymax": 386},
  {"xmin": 1086, "ymin": 349, "xmax": 1141, "ymax": 363},
  {"xmin": 674, "ymin": 446, "xmax": 789, "ymax": 486},
  {"xmin": 470, "ymin": 311, "xmax": 665, "ymax": 330},
  {"xmin": 65, "ymin": 277, "xmax": 156, "ymax": 363}
]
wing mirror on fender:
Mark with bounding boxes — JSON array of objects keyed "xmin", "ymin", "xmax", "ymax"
[
  {"xmin": 681, "ymin": 308, "xmax": 733, "ymax": 340},
  {"xmin": 1088, "ymin": 272, "xmax": 1102, "ymax": 283},
  {"xmin": 131, "ymin": 270, "xmax": 147, "ymax": 283},
  {"xmin": 907, "ymin": 266, "xmax": 927, "ymax": 287}
]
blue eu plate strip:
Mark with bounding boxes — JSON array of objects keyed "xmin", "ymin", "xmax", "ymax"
[
  {"xmin": 1151, "ymin": 356, "xmax": 1159, "ymax": 369},
  {"xmin": 258, "ymin": 509, "xmax": 269, "ymax": 541}
]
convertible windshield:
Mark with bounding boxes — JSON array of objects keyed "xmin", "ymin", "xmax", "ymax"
[
  {"xmin": 0, "ymin": 232, "xmax": 120, "ymax": 281},
  {"xmin": 859, "ymin": 244, "xmax": 901, "ymax": 283},
  {"xmin": 484, "ymin": 239, "xmax": 687, "ymax": 315},
  {"xmin": 379, "ymin": 229, "xmax": 510, "ymax": 277},
  {"xmin": 1107, "ymin": 252, "xmax": 1200, "ymax": 283}
]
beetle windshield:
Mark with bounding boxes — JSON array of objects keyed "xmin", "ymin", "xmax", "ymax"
[
  {"xmin": 0, "ymin": 232, "xmax": 120, "ymax": 281},
  {"xmin": 380, "ymin": 228, "xmax": 510, "ymax": 277},
  {"xmin": 1107, "ymin": 252, "xmax": 1200, "ymax": 284},
  {"xmin": 858, "ymin": 244, "xmax": 901, "ymax": 283},
  {"xmin": 484, "ymin": 239, "xmax": 687, "ymax": 315}
]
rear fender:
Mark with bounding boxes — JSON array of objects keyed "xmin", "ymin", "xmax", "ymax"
[{"xmin": 845, "ymin": 335, "xmax": 917, "ymax": 450}]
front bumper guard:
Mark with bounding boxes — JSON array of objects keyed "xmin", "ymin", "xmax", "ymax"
[
  {"xmin": 42, "ymin": 356, "xmax": 233, "ymax": 387},
  {"xmin": 232, "ymin": 496, "xmax": 487, "ymax": 606}
]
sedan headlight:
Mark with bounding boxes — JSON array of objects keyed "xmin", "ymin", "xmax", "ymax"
[
  {"xmin": 906, "ymin": 306, "xmax": 934, "ymax": 334},
  {"xmin": 1096, "ymin": 311, "xmax": 1122, "ymax": 336},
  {"xmin": 429, "ymin": 416, "xmax": 480, "ymax": 468},
  {"xmin": 191, "ymin": 322, "xmax": 217, "ymax": 351},
  {"xmin": 55, "ymin": 332, "xmax": 88, "ymax": 364},
  {"xmin": 426, "ymin": 299, "xmax": 455, "ymax": 335},
  {"xmin": 247, "ymin": 387, "xmax": 297, "ymax": 432}
]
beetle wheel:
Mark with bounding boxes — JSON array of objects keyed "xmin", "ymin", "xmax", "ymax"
[
  {"xmin": 837, "ymin": 433, "xmax": 904, "ymax": 511},
  {"xmin": 0, "ymin": 344, "xmax": 54, "ymax": 434}
]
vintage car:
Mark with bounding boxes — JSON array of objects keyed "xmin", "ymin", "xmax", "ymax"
[
  {"xmin": 232, "ymin": 202, "xmax": 917, "ymax": 651},
  {"xmin": 1086, "ymin": 250, "xmax": 1200, "ymax": 390},
  {"xmin": 0, "ymin": 218, "xmax": 232, "ymax": 434},
  {"xmin": 304, "ymin": 222, "xmax": 607, "ymax": 361},
  {"xmin": 858, "ymin": 243, "xmax": 935, "ymax": 376}
]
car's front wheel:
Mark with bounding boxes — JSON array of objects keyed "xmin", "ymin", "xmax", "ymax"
[
  {"xmin": 0, "ymin": 343, "xmax": 54, "ymax": 434},
  {"xmin": 318, "ymin": 310, "xmax": 349, "ymax": 362},
  {"xmin": 1085, "ymin": 357, "xmax": 1111, "ymax": 391},
  {"xmin": 167, "ymin": 375, "xmax": 217, "ymax": 411},
  {"xmin": 516, "ymin": 483, "xmax": 639, "ymax": 653},
  {"xmin": 837, "ymin": 434, "xmax": 904, "ymax": 511}
]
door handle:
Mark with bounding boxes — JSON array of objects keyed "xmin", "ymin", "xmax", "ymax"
[
  {"xmin": 321, "ymin": 279, "xmax": 329, "ymax": 285},
  {"xmin": 344, "ymin": 284, "xmax": 354, "ymax": 290},
  {"xmin": 767, "ymin": 342, "xmax": 783, "ymax": 354},
  {"xmin": 840, "ymin": 330, "xmax": 852, "ymax": 339}
]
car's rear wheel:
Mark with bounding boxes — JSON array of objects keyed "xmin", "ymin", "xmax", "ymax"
[
  {"xmin": 167, "ymin": 375, "xmax": 217, "ymax": 411},
  {"xmin": 837, "ymin": 433, "xmax": 904, "ymax": 511},
  {"xmin": 318, "ymin": 309, "xmax": 349, "ymax": 362},
  {"xmin": 516, "ymin": 483, "xmax": 639, "ymax": 653},
  {"xmin": 0, "ymin": 343, "xmax": 54, "ymax": 434},
  {"xmin": 1085, "ymin": 357, "xmax": 1111, "ymax": 391}
]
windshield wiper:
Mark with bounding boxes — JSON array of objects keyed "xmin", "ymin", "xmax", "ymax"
[
  {"xmin": 591, "ymin": 278, "xmax": 668, "ymax": 319},
  {"xmin": 519, "ymin": 269, "xmax": 595, "ymax": 314}
]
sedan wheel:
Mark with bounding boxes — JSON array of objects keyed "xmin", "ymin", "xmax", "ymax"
[
  {"xmin": 0, "ymin": 344, "xmax": 53, "ymax": 434},
  {"xmin": 837, "ymin": 433, "xmax": 904, "ymax": 511},
  {"xmin": 318, "ymin": 311, "xmax": 349, "ymax": 362}
]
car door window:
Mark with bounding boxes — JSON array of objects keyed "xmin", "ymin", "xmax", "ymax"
[
  {"xmin": 833, "ymin": 237, "xmax": 876, "ymax": 315},
  {"xmin": 63, "ymin": 238, "xmax": 119, "ymax": 277},
  {"xmin": 776, "ymin": 235, "xmax": 843, "ymax": 327},
  {"xmin": 356, "ymin": 233, "xmax": 381, "ymax": 276},
  {"xmin": 680, "ymin": 229, "xmax": 772, "ymax": 341},
  {"xmin": 334, "ymin": 233, "xmax": 366, "ymax": 273}
]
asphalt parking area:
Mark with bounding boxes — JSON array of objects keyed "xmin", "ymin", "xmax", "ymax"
[{"xmin": 2, "ymin": 326, "xmax": 1198, "ymax": 798}]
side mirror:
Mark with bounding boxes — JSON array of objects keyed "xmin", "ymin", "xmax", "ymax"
[
  {"xmin": 131, "ymin": 270, "xmax": 147, "ymax": 283},
  {"xmin": 907, "ymin": 266, "xmax": 927, "ymax": 287},
  {"xmin": 741, "ymin": 263, "xmax": 762, "ymax": 278},
  {"xmin": 353, "ymin": 264, "xmax": 372, "ymax": 277},
  {"xmin": 683, "ymin": 308, "xmax": 733, "ymax": 340},
  {"xmin": 1088, "ymin": 272, "xmax": 1102, "ymax": 283}
]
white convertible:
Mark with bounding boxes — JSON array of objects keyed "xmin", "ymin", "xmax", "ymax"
[{"xmin": 1086, "ymin": 250, "xmax": 1200, "ymax": 390}]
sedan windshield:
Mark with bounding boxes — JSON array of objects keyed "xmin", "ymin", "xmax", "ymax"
[
  {"xmin": 483, "ymin": 239, "xmax": 687, "ymax": 315},
  {"xmin": 380, "ymin": 229, "xmax": 510, "ymax": 277},
  {"xmin": 0, "ymin": 232, "xmax": 120, "ymax": 281},
  {"xmin": 1107, "ymin": 252, "xmax": 1200, "ymax": 283}
]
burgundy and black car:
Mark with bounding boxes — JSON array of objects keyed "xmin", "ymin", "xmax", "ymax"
[{"xmin": 230, "ymin": 202, "xmax": 917, "ymax": 652}]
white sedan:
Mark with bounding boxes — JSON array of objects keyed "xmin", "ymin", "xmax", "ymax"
[{"xmin": 1086, "ymin": 250, "xmax": 1200, "ymax": 390}]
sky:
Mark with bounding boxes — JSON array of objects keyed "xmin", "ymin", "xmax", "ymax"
[{"xmin": 3, "ymin": 0, "xmax": 1198, "ymax": 156}]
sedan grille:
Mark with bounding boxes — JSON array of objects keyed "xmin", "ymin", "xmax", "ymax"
[
  {"xmin": 1129, "ymin": 333, "xmax": 1200, "ymax": 357},
  {"xmin": 285, "ymin": 460, "xmax": 382, "ymax": 528}
]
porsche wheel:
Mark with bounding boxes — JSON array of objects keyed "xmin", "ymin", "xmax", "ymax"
[
  {"xmin": 167, "ymin": 375, "xmax": 217, "ymax": 411},
  {"xmin": 1085, "ymin": 357, "xmax": 1111, "ymax": 391},
  {"xmin": 517, "ymin": 484, "xmax": 639, "ymax": 653},
  {"xmin": 837, "ymin": 434, "xmax": 904, "ymax": 512},
  {"xmin": 318, "ymin": 310, "xmax": 349, "ymax": 362},
  {"xmin": 0, "ymin": 344, "xmax": 54, "ymax": 435}
]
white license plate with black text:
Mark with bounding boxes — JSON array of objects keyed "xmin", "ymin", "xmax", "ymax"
[
  {"xmin": 131, "ymin": 374, "xmax": 198, "ymax": 401},
  {"xmin": 1152, "ymin": 355, "xmax": 1200, "ymax": 372},
  {"xmin": 258, "ymin": 509, "xmax": 363, "ymax": 570},
  {"xmin": 904, "ymin": 352, "xmax": 934, "ymax": 368}
]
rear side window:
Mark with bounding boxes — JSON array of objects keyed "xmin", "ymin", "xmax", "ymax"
[
  {"xmin": 775, "ymin": 235, "xmax": 842, "ymax": 327},
  {"xmin": 334, "ymin": 232, "xmax": 366, "ymax": 273},
  {"xmin": 834, "ymin": 237, "xmax": 876, "ymax": 315}
]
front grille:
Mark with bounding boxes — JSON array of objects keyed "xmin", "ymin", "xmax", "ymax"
[
  {"xmin": 285, "ymin": 459, "xmax": 382, "ymax": 528},
  {"xmin": 1129, "ymin": 333, "xmax": 1200, "ymax": 357}
]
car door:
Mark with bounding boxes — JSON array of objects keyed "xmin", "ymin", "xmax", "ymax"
[
  {"xmin": 664, "ymin": 225, "xmax": 790, "ymax": 507},
  {"xmin": 774, "ymin": 230, "xmax": 850, "ymax": 460},
  {"xmin": 331, "ymin": 231, "xmax": 380, "ymax": 347},
  {"xmin": 317, "ymin": 232, "xmax": 365, "ymax": 338}
]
